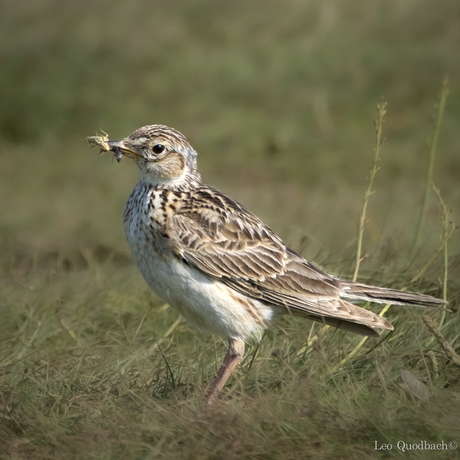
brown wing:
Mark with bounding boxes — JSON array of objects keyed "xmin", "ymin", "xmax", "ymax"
[
  {"xmin": 168, "ymin": 186, "xmax": 338, "ymax": 290},
  {"xmin": 167, "ymin": 186, "xmax": 392, "ymax": 335}
]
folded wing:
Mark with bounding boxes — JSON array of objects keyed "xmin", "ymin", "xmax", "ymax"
[{"xmin": 167, "ymin": 186, "xmax": 394, "ymax": 337}]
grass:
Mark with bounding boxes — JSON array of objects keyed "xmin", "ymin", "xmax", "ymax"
[
  {"xmin": 1, "ymin": 0, "xmax": 460, "ymax": 458},
  {"xmin": 1, "ymin": 257, "xmax": 459, "ymax": 459},
  {"xmin": 410, "ymin": 78, "xmax": 450, "ymax": 261},
  {"xmin": 353, "ymin": 100, "xmax": 387, "ymax": 282}
]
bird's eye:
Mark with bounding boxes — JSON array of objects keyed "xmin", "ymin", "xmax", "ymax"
[{"xmin": 152, "ymin": 144, "xmax": 165, "ymax": 154}]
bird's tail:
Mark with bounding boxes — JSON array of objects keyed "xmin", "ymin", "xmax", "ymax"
[
  {"xmin": 340, "ymin": 282, "xmax": 447, "ymax": 308},
  {"xmin": 307, "ymin": 307, "xmax": 392, "ymax": 338}
]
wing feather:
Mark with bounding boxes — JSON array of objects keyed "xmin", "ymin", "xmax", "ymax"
[
  {"xmin": 168, "ymin": 186, "xmax": 343, "ymax": 315},
  {"xmin": 160, "ymin": 185, "xmax": 441, "ymax": 336}
]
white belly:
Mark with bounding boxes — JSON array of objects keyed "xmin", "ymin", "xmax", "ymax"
[{"xmin": 125, "ymin": 214, "xmax": 277, "ymax": 342}]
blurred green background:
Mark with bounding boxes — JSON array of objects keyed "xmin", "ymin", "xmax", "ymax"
[
  {"xmin": 1, "ymin": 0, "xmax": 460, "ymax": 457},
  {"xmin": 1, "ymin": 0, "xmax": 459, "ymax": 265}
]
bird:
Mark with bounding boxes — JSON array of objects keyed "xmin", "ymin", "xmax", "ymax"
[{"xmin": 87, "ymin": 124, "xmax": 447, "ymax": 406}]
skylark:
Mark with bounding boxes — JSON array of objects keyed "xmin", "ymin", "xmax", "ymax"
[{"xmin": 87, "ymin": 125, "xmax": 446, "ymax": 405}]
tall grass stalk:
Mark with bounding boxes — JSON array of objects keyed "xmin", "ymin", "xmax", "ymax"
[
  {"xmin": 332, "ymin": 102, "xmax": 387, "ymax": 372},
  {"xmin": 410, "ymin": 78, "xmax": 449, "ymax": 261},
  {"xmin": 424, "ymin": 185, "xmax": 455, "ymax": 347},
  {"xmin": 433, "ymin": 184, "xmax": 452, "ymax": 304},
  {"xmin": 352, "ymin": 101, "xmax": 387, "ymax": 282}
]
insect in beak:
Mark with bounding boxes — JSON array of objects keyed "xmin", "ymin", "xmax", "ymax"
[{"xmin": 85, "ymin": 132, "xmax": 140, "ymax": 163}]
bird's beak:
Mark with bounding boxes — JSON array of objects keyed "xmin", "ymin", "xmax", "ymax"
[
  {"xmin": 107, "ymin": 140, "xmax": 143, "ymax": 161},
  {"xmin": 86, "ymin": 133, "xmax": 142, "ymax": 163}
]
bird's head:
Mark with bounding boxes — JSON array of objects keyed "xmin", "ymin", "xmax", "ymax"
[{"xmin": 106, "ymin": 125, "xmax": 201, "ymax": 189}]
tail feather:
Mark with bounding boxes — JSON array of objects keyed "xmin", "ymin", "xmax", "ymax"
[
  {"xmin": 299, "ymin": 298, "xmax": 394, "ymax": 338},
  {"xmin": 340, "ymin": 282, "xmax": 448, "ymax": 308},
  {"xmin": 306, "ymin": 312, "xmax": 391, "ymax": 338},
  {"xmin": 297, "ymin": 283, "xmax": 446, "ymax": 339}
]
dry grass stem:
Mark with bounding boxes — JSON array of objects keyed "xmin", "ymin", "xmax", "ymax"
[
  {"xmin": 423, "ymin": 315, "xmax": 460, "ymax": 366},
  {"xmin": 353, "ymin": 101, "xmax": 386, "ymax": 282}
]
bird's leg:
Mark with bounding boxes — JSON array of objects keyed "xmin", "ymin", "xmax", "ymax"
[{"xmin": 205, "ymin": 339, "xmax": 245, "ymax": 407}]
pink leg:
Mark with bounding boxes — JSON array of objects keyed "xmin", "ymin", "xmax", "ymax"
[{"xmin": 205, "ymin": 339, "xmax": 245, "ymax": 407}]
